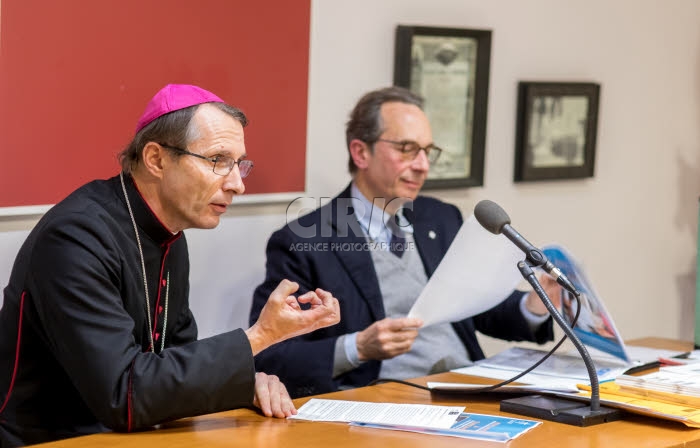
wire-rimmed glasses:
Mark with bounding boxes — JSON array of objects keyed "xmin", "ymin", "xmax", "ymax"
[
  {"xmin": 159, "ymin": 144, "xmax": 254, "ymax": 178},
  {"xmin": 375, "ymin": 139, "xmax": 442, "ymax": 164}
]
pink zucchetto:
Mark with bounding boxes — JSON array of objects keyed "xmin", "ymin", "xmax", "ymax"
[{"xmin": 135, "ymin": 84, "xmax": 224, "ymax": 133}]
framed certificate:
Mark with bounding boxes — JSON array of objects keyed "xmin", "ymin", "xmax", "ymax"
[
  {"xmin": 394, "ymin": 26, "xmax": 492, "ymax": 189},
  {"xmin": 514, "ymin": 82, "xmax": 600, "ymax": 182}
]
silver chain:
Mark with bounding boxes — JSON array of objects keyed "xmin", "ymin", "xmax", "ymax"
[
  {"xmin": 161, "ymin": 272, "xmax": 169, "ymax": 352},
  {"xmin": 120, "ymin": 172, "xmax": 168, "ymax": 353}
]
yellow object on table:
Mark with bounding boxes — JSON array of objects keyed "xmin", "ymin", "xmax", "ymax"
[{"xmin": 576, "ymin": 382, "xmax": 700, "ymax": 428}]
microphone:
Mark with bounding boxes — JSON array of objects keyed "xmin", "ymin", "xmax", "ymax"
[
  {"xmin": 473, "ymin": 199, "xmax": 623, "ymax": 425},
  {"xmin": 473, "ymin": 199, "xmax": 579, "ymax": 296}
]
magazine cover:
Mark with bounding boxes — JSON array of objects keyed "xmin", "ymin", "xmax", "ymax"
[
  {"xmin": 542, "ymin": 244, "xmax": 630, "ymax": 362},
  {"xmin": 350, "ymin": 412, "xmax": 541, "ymax": 442}
]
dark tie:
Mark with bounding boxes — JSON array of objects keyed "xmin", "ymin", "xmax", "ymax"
[{"xmin": 388, "ymin": 217, "xmax": 406, "ymax": 258}]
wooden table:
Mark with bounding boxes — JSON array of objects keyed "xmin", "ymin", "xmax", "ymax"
[{"xmin": 36, "ymin": 338, "xmax": 700, "ymax": 447}]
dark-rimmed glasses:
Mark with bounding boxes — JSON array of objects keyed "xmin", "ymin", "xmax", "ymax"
[
  {"xmin": 375, "ymin": 139, "xmax": 442, "ymax": 164},
  {"xmin": 159, "ymin": 144, "xmax": 254, "ymax": 178}
]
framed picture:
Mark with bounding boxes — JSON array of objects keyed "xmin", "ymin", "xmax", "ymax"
[
  {"xmin": 514, "ymin": 82, "xmax": 600, "ymax": 182},
  {"xmin": 394, "ymin": 25, "xmax": 492, "ymax": 189}
]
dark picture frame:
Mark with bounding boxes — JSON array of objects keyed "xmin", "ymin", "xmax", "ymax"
[
  {"xmin": 514, "ymin": 82, "xmax": 600, "ymax": 182},
  {"xmin": 394, "ymin": 25, "xmax": 492, "ymax": 189}
]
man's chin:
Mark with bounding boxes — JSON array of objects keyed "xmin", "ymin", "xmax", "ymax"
[
  {"xmin": 400, "ymin": 179, "xmax": 424, "ymax": 192},
  {"xmin": 194, "ymin": 216, "xmax": 221, "ymax": 230},
  {"xmin": 399, "ymin": 186, "xmax": 422, "ymax": 200}
]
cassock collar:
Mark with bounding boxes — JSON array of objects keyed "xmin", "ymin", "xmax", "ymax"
[{"xmin": 119, "ymin": 172, "xmax": 182, "ymax": 246}]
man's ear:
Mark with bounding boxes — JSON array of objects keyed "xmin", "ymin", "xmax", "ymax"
[
  {"xmin": 141, "ymin": 142, "xmax": 167, "ymax": 178},
  {"xmin": 349, "ymin": 139, "xmax": 371, "ymax": 170}
]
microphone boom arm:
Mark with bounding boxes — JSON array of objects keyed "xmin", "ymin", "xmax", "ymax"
[
  {"xmin": 499, "ymin": 260, "xmax": 624, "ymax": 425},
  {"xmin": 517, "ymin": 260, "xmax": 600, "ymax": 411}
]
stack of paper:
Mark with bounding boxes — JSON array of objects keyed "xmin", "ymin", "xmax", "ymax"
[
  {"xmin": 569, "ymin": 364, "xmax": 700, "ymax": 427},
  {"xmin": 290, "ymin": 398, "xmax": 541, "ymax": 442},
  {"xmin": 457, "ymin": 347, "xmax": 629, "ymax": 383},
  {"xmin": 573, "ymin": 383, "xmax": 700, "ymax": 428},
  {"xmin": 615, "ymin": 368, "xmax": 700, "ymax": 405}
]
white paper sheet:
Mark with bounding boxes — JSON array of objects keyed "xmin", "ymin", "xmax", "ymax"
[
  {"xmin": 289, "ymin": 398, "xmax": 464, "ymax": 429},
  {"xmin": 426, "ymin": 381, "xmax": 580, "ymax": 394},
  {"xmin": 450, "ymin": 365, "xmax": 591, "ymax": 390},
  {"xmin": 407, "ymin": 215, "xmax": 524, "ymax": 326},
  {"xmin": 472, "ymin": 347, "xmax": 627, "ymax": 381}
]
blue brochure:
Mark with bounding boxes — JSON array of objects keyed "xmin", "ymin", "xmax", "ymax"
[
  {"xmin": 351, "ymin": 412, "xmax": 541, "ymax": 442},
  {"xmin": 543, "ymin": 244, "xmax": 629, "ymax": 362}
]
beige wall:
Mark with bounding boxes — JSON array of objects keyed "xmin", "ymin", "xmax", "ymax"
[
  {"xmin": 1, "ymin": 0, "xmax": 699, "ymax": 354},
  {"xmin": 304, "ymin": 0, "xmax": 700, "ymax": 354}
]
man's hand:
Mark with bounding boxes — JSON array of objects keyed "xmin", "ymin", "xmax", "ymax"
[
  {"xmin": 252, "ymin": 372, "xmax": 297, "ymax": 418},
  {"xmin": 246, "ymin": 280, "xmax": 340, "ymax": 355},
  {"xmin": 356, "ymin": 317, "xmax": 423, "ymax": 361},
  {"xmin": 524, "ymin": 275, "xmax": 563, "ymax": 316}
]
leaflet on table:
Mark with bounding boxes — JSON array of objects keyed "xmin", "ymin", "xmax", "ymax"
[
  {"xmin": 453, "ymin": 345, "xmax": 687, "ymax": 387},
  {"xmin": 427, "ymin": 381, "xmax": 580, "ymax": 394},
  {"xmin": 407, "ymin": 215, "xmax": 523, "ymax": 327},
  {"xmin": 288, "ymin": 399, "xmax": 463, "ymax": 429},
  {"xmin": 350, "ymin": 412, "xmax": 541, "ymax": 443},
  {"xmin": 462, "ymin": 346, "xmax": 627, "ymax": 382},
  {"xmin": 451, "ymin": 364, "xmax": 584, "ymax": 390}
]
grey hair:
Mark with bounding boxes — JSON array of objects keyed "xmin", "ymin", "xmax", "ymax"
[
  {"xmin": 118, "ymin": 102, "xmax": 247, "ymax": 174},
  {"xmin": 345, "ymin": 86, "xmax": 423, "ymax": 173}
]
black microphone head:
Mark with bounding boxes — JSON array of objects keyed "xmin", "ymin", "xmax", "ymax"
[{"xmin": 474, "ymin": 200, "xmax": 511, "ymax": 235}]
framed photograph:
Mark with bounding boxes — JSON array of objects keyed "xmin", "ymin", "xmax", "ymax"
[
  {"xmin": 394, "ymin": 25, "xmax": 492, "ymax": 189},
  {"xmin": 514, "ymin": 82, "xmax": 600, "ymax": 182}
]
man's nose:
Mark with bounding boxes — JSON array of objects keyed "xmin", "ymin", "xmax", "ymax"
[
  {"xmin": 410, "ymin": 148, "xmax": 430, "ymax": 171},
  {"xmin": 223, "ymin": 166, "xmax": 245, "ymax": 195}
]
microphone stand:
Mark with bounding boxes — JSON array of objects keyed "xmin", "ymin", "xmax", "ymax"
[{"xmin": 499, "ymin": 259, "xmax": 623, "ymax": 426}]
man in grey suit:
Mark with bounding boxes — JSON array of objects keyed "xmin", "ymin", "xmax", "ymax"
[{"xmin": 251, "ymin": 86, "xmax": 561, "ymax": 398}]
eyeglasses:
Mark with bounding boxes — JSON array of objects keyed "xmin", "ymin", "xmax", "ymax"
[
  {"xmin": 375, "ymin": 139, "xmax": 443, "ymax": 164},
  {"xmin": 159, "ymin": 144, "xmax": 254, "ymax": 178}
]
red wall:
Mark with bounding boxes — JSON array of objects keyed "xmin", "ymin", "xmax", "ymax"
[{"xmin": 0, "ymin": 0, "xmax": 309, "ymax": 207}]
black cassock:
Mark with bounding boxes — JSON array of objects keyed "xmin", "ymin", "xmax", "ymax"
[{"xmin": 0, "ymin": 174, "xmax": 255, "ymax": 447}]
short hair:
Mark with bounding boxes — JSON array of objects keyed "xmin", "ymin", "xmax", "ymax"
[
  {"xmin": 345, "ymin": 86, "xmax": 424, "ymax": 173},
  {"xmin": 118, "ymin": 103, "xmax": 247, "ymax": 174}
]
